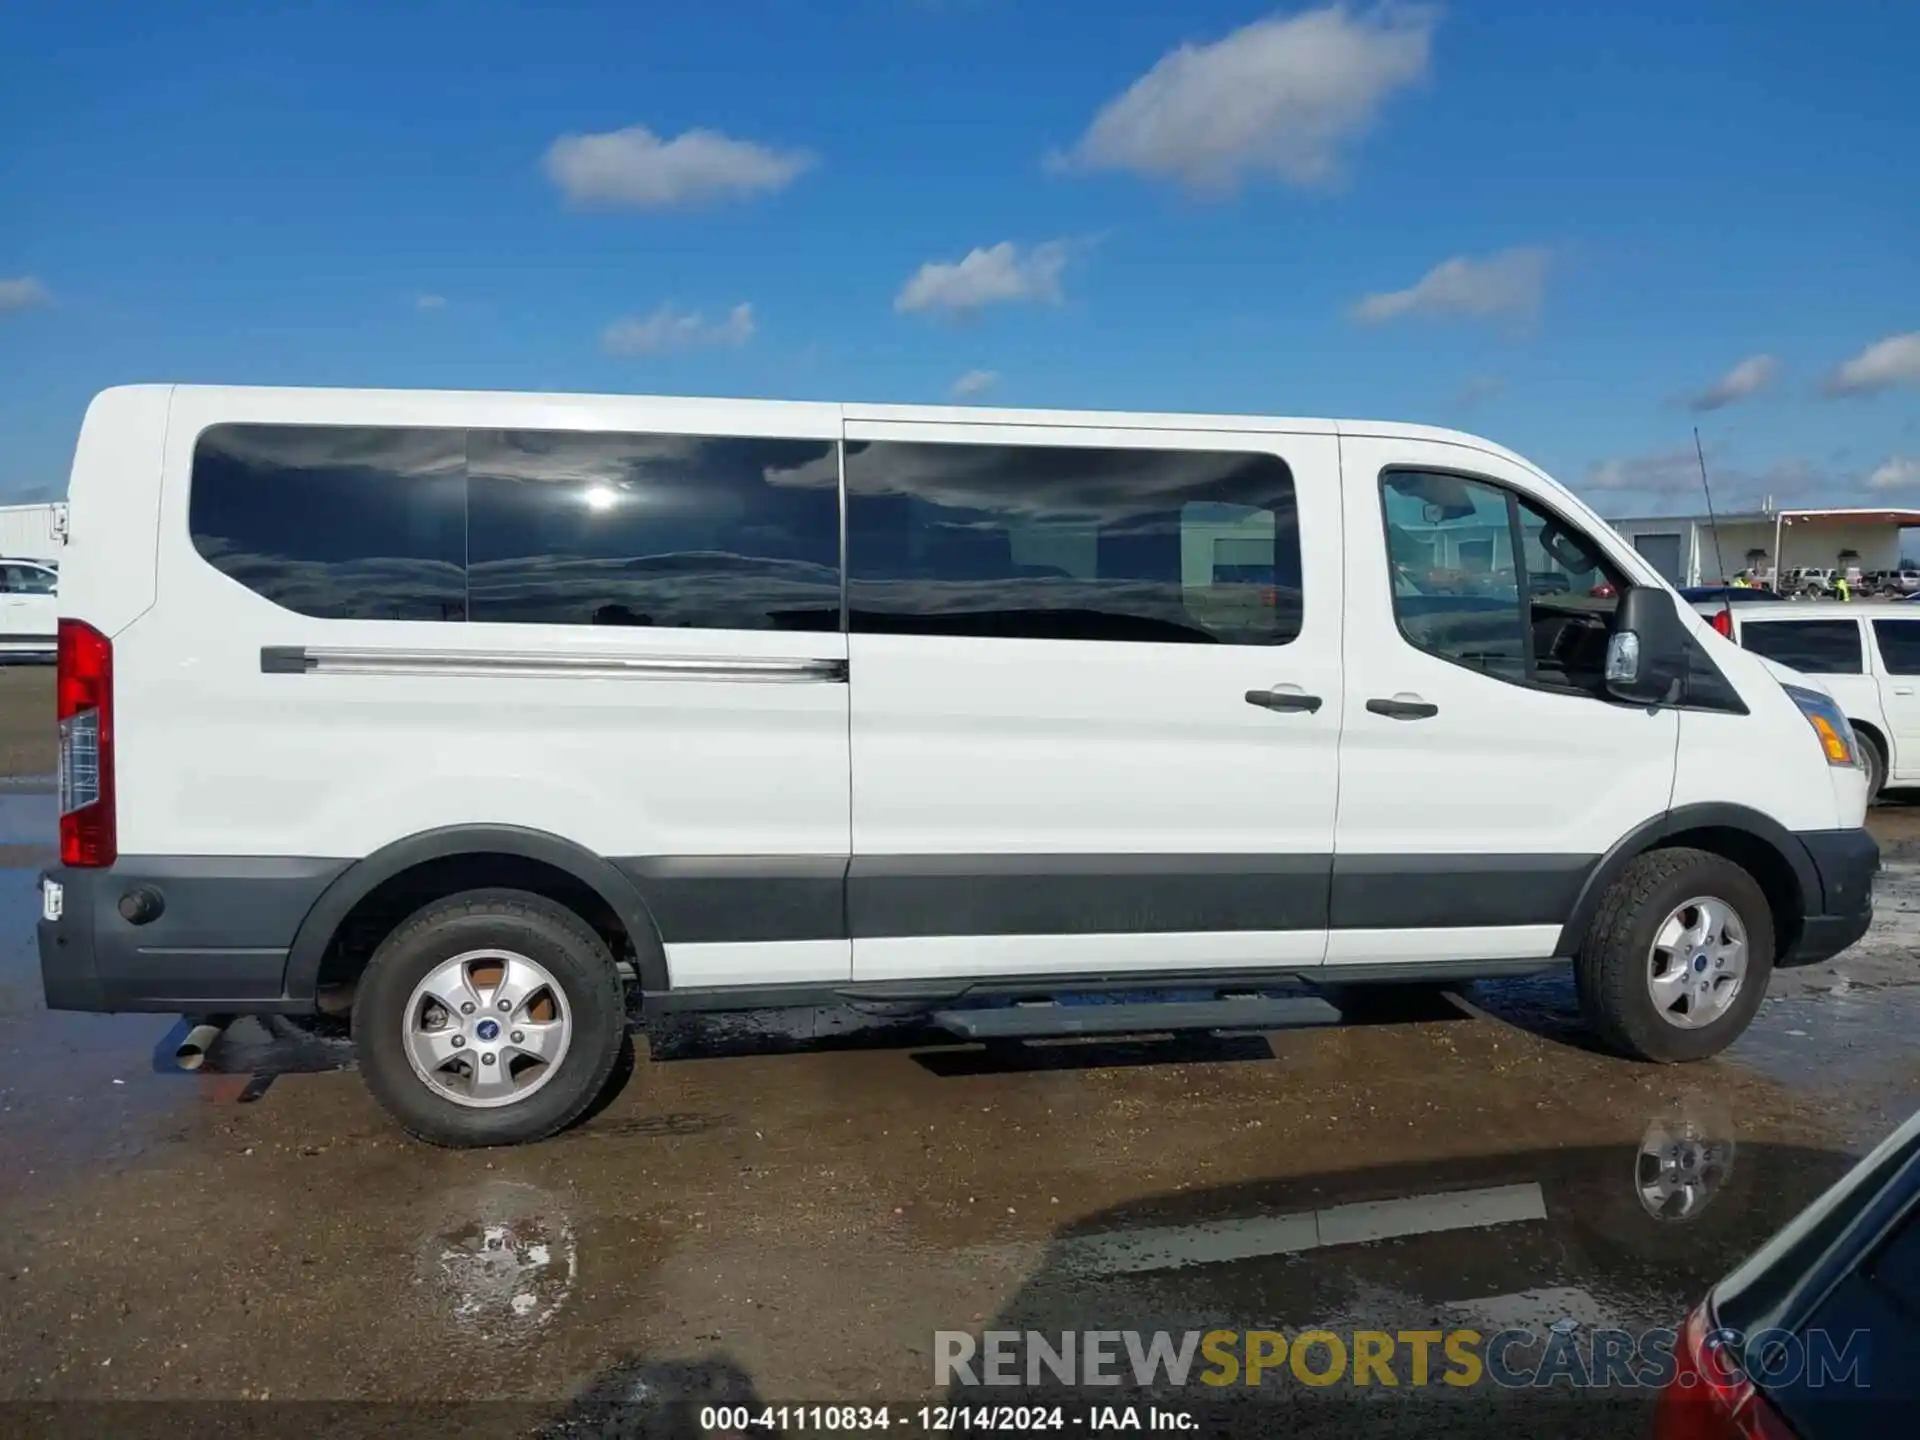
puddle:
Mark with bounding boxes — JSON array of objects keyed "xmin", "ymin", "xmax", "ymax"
[
  {"xmin": 416, "ymin": 1181, "xmax": 579, "ymax": 1341},
  {"xmin": 0, "ymin": 863, "xmax": 191, "ymax": 1190},
  {"xmin": 1733, "ymin": 986, "xmax": 1920, "ymax": 1145},
  {"xmin": 0, "ymin": 789, "xmax": 53, "ymax": 871},
  {"xmin": 0, "ymin": 789, "xmax": 54, "ymax": 845},
  {"xmin": 0, "ymin": 855, "xmax": 348, "ymax": 1194}
]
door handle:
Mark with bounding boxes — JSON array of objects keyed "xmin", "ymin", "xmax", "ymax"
[
  {"xmin": 1245, "ymin": 687, "xmax": 1323, "ymax": 714},
  {"xmin": 1244, "ymin": 683, "xmax": 1320, "ymax": 714},
  {"xmin": 1897, "ymin": 687, "xmax": 1914, "ymax": 696},
  {"xmin": 1367, "ymin": 696, "xmax": 1439, "ymax": 720}
]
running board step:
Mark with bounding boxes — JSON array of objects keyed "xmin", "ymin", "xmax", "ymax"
[{"xmin": 930, "ymin": 995, "xmax": 1343, "ymax": 1041}]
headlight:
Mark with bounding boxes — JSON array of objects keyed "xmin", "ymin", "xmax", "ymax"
[{"xmin": 1784, "ymin": 683, "xmax": 1862, "ymax": 768}]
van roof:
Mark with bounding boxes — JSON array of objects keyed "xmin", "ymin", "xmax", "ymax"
[{"xmin": 106, "ymin": 383, "xmax": 1547, "ymax": 478}]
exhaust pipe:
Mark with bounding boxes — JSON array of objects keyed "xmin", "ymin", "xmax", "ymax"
[{"xmin": 175, "ymin": 1015, "xmax": 235, "ymax": 1072}]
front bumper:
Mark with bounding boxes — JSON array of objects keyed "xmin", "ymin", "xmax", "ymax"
[
  {"xmin": 1781, "ymin": 826, "xmax": 1880, "ymax": 968},
  {"xmin": 37, "ymin": 858, "xmax": 348, "ymax": 1013}
]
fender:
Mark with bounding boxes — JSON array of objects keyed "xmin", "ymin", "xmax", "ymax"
[
  {"xmin": 1553, "ymin": 802, "xmax": 1817, "ymax": 958},
  {"xmin": 281, "ymin": 824, "xmax": 671, "ymax": 1000}
]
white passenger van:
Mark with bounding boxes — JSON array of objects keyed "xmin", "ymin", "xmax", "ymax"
[
  {"xmin": 1713, "ymin": 600, "xmax": 1920, "ymax": 801},
  {"xmin": 39, "ymin": 386, "xmax": 1878, "ymax": 1146}
]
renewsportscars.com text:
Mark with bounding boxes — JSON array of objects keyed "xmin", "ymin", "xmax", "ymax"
[{"xmin": 935, "ymin": 1326, "xmax": 1870, "ymax": 1391}]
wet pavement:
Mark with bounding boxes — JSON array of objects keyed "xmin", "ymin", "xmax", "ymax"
[{"xmin": 1, "ymin": 794, "xmax": 1916, "ymax": 1435}]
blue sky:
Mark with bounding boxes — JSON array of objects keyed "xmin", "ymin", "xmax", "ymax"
[{"xmin": 2, "ymin": 0, "xmax": 1916, "ymax": 515}]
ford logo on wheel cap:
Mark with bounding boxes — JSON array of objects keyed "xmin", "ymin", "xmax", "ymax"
[{"xmin": 477, "ymin": 1019, "xmax": 500, "ymax": 1041}]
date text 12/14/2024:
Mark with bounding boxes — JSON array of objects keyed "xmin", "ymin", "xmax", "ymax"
[{"xmin": 699, "ymin": 1405, "xmax": 1196, "ymax": 1433}]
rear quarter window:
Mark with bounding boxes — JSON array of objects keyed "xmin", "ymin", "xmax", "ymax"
[
  {"xmin": 1739, "ymin": 619, "xmax": 1863, "ymax": 674},
  {"xmin": 189, "ymin": 424, "xmax": 469, "ymax": 621}
]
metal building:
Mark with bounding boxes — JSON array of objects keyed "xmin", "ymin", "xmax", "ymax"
[
  {"xmin": 1603, "ymin": 507, "xmax": 1920, "ymax": 588},
  {"xmin": 0, "ymin": 502, "xmax": 64, "ymax": 562}
]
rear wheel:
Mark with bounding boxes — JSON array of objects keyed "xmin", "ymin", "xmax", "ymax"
[
  {"xmin": 351, "ymin": 888, "xmax": 627, "ymax": 1147},
  {"xmin": 1574, "ymin": 848, "xmax": 1773, "ymax": 1063}
]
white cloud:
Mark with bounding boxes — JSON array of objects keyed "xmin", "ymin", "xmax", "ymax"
[
  {"xmin": 544, "ymin": 125, "xmax": 815, "ymax": 210},
  {"xmin": 1869, "ymin": 457, "xmax": 1920, "ymax": 490},
  {"xmin": 602, "ymin": 303, "xmax": 755, "ymax": 356},
  {"xmin": 1584, "ymin": 446, "xmax": 1703, "ymax": 496},
  {"xmin": 0, "ymin": 276, "xmax": 52, "ymax": 312},
  {"xmin": 1352, "ymin": 247, "xmax": 1550, "ymax": 325},
  {"xmin": 1056, "ymin": 4, "xmax": 1435, "ymax": 193},
  {"xmin": 1581, "ymin": 446, "xmax": 1840, "ymax": 513},
  {"xmin": 414, "ymin": 293, "xmax": 447, "ymax": 312},
  {"xmin": 1823, "ymin": 332, "xmax": 1920, "ymax": 398},
  {"xmin": 1686, "ymin": 353, "xmax": 1778, "ymax": 412},
  {"xmin": 896, "ymin": 241, "xmax": 1070, "ymax": 318},
  {"xmin": 951, "ymin": 369, "xmax": 1000, "ymax": 399}
]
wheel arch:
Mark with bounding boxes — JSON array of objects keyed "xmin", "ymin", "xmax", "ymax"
[
  {"xmin": 1556, "ymin": 804, "xmax": 1818, "ymax": 963},
  {"xmin": 282, "ymin": 825, "xmax": 670, "ymax": 1003}
]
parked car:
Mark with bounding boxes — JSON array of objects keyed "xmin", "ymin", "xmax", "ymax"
[
  {"xmin": 37, "ymin": 385, "xmax": 1877, "ymax": 1146},
  {"xmin": 1723, "ymin": 602, "xmax": 1920, "ymax": 799},
  {"xmin": 1652, "ymin": 1105, "xmax": 1920, "ymax": 1437},
  {"xmin": 0, "ymin": 556, "xmax": 58, "ymax": 660},
  {"xmin": 1786, "ymin": 567, "xmax": 1837, "ymax": 599}
]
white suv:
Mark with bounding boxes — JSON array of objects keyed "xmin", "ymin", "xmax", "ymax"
[
  {"xmin": 37, "ymin": 385, "xmax": 1879, "ymax": 1145},
  {"xmin": 1727, "ymin": 601, "xmax": 1920, "ymax": 800}
]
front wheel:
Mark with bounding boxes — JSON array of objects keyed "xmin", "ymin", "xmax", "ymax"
[
  {"xmin": 1574, "ymin": 849, "xmax": 1773, "ymax": 1063},
  {"xmin": 351, "ymin": 888, "xmax": 628, "ymax": 1147},
  {"xmin": 1859, "ymin": 730, "xmax": 1887, "ymax": 804}
]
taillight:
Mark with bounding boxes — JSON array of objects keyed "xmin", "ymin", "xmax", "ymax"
[
  {"xmin": 1651, "ymin": 1302, "xmax": 1795, "ymax": 1439},
  {"xmin": 57, "ymin": 618, "xmax": 115, "ymax": 868},
  {"xmin": 1711, "ymin": 609, "xmax": 1734, "ymax": 639}
]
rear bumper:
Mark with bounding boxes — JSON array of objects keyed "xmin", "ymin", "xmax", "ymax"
[
  {"xmin": 1781, "ymin": 826, "xmax": 1880, "ymax": 968},
  {"xmin": 37, "ymin": 857, "xmax": 347, "ymax": 1013}
]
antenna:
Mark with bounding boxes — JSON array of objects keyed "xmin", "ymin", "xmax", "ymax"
[
  {"xmin": 1693, "ymin": 427, "xmax": 1728, "ymax": 584},
  {"xmin": 1694, "ymin": 427, "xmax": 1734, "ymax": 630}
]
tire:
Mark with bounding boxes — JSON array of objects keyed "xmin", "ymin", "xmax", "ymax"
[
  {"xmin": 351, "ymin": 888, "xmax": 627, "ymax": 1147},
  {"xmin": 1858, "ymin": 730, "xmax": 1886, "ymax": 804},
  {"xmin": 1573, "ymin": 848, "xmax": 1773, "ymax": 1064}
]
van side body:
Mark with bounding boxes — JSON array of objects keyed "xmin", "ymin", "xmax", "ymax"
[{"xmin": 37, "ymin": 386, "xmax": 1877, "ymax": 1144}]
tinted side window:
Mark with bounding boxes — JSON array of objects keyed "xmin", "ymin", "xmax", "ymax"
[
  {"xmin": 1381, "ymin": 470, "xmax": 1527, "ymax": 682},
  {"xmin": 467, "ymin": 431, "xmax": 840, "ymax": 631},
  {"xmin": 1740, "ymin": 620, "xmax": 1863, "ymax": 675},
  {"xmin": 1874, "ymin": 620, "xmax": 1920, "ymax": 676},
  {"xmin": 843, "ymin": 442, "xmax": 1301, "ymax": 645},
  {"xmin": 190, "ymin": 424, "xmax": 468, "ymax": 621}
]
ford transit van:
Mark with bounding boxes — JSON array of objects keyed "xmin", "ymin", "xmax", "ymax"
[{"xmin": 37, "ymin": 386, "xmax": 1878, "ymax": 1145}]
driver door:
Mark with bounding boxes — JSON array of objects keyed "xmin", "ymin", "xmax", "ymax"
[{"xmin": 1332, "ymin": 435, "xmax": 1679, "ymax": 968}]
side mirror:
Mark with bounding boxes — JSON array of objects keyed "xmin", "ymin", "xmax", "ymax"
[{"xmin": 1605, "ymin": 585, "xmax": 1691, "ymax": 706}]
